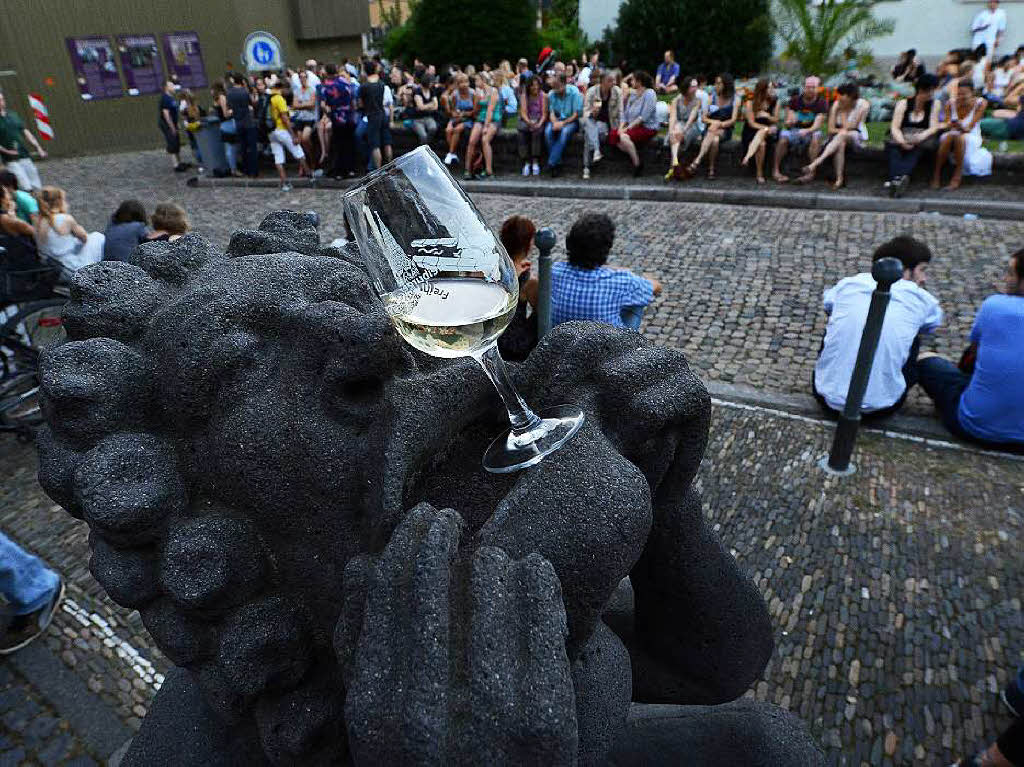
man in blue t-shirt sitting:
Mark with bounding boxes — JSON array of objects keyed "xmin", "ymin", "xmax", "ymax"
[
  {"xmin": 655, "ymin": 50, "xmax": 680, "ymax": 94},
  {"xmin": 551, "ymin": 212, "xmax": 662, "ymax": 330},
  {"xmin": 918, "ymin": 247, "xmax": 1024, "ymax": 450}
]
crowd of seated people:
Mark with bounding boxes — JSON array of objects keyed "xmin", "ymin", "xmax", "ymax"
[
  {"xmin": 149, "ymin": 40, "xmax": 1024, "ymax": 190},
  {"xmin": 0, "ymin": 170, "xmax": 190, "ymax": 284}
]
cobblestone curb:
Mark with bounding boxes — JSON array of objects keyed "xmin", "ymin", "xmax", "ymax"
[{"xmin": 188, "ymin": 175, "xmax": 1024, "ymax": 222}]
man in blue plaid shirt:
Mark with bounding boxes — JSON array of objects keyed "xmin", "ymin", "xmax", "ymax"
[{"xmin": 551, "ymin": 212, "xmax": 662, "ymax": 329}]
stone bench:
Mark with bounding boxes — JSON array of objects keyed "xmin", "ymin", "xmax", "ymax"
[{"xmin": 386, "ymin": 124, "xmax": 1024, "ymax": 185}]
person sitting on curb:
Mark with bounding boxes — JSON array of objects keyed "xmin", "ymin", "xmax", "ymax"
[
  {"xmin": 544, "ymin": 74, "xmax": 583, "ymax": 178},
  {"xmin": 884, "ymin": 73, "xmax": 944, "ymax": 198},
  {"xmin": 799, "ymin": 82, "xmax": 870, "ymax": 189},
  {"xmin": 813, "ymin": 236, "xmax": 942, "ymax": 421},
  {"xmin": 609, "ymin": 70, "xmax": 659, "ymax": 177},
  {"xmin": 773, "ymin": 76, "xmax": 827, "ymax": 183},
  {"xmin": 664, "ymin": 76, "xmax": 705, "ymax": 180},
  {"xmin": 687, "ymin": 73, "xmax": 739, "ymax": 180},
  {"xmin": 550, "ymin": 212, "xmax": 662, "ymax": 330},
  {"xmin": 917, "ymin": 248, "xmax": 1024, "ymax": 451},
  {"xmin": 581, "ymin": 71, "xmax": 622, "ymax": 180}
]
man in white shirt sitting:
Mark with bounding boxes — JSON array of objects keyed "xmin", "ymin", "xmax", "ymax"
[
  {"xmin": 972, "ymin": 0, "xmax": 1007, "ymax": 56},
  {"xmin": 813, "ymin": 236, "xmax": 943, "ymax": 420}
]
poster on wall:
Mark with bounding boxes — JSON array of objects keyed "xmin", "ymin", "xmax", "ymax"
[
  {"xmin": 162, "ymin": 31, "xmax": 207, "ymax": 89},
  {"xmin": 117, "ymin": 34, "xmax": 163, "ymax": 96},
  {"xmin": 65, "ymin": 36, "xmax": 123, "ymax": 100}
]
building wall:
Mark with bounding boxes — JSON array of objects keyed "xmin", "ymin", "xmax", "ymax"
[
  {"xmin": 873, "ymin": 0, "xmax": 1024, "ymax": 65},
  {"xmin": 0, "ymin": 0, "xmax": 364, "ymax": 157}
]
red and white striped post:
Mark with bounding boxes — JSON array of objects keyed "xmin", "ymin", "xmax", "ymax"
[{"xmin": 28, "ymin": 94, "xmax": 53, "ymax": 141}]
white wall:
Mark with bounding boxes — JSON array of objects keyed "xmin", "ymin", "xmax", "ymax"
[
  {"xmin": 873, "ymin": 0, "xmax": 1024, "ymax": 66},
  {"xmin": 579, "ymin": 0, "xmax": 622, "ymax": 40}
]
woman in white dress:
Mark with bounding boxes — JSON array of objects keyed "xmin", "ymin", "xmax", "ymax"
[
  {"xmin": 933, "ymin": 81, "xmax": 991, "ymax": 191},
  {"xmin": 35, "ymin": 186, "xmax": 104, "ymax": 274}
]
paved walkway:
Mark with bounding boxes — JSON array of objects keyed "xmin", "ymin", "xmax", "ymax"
[
  {"xmin": 1, "ymin": 149, "xmax": 1019, "ymax": 764},
  {"xmin": 48, "ymin": 150, "xmax": 1024, "ymax": 422},
  {"xmin": 3, "ymin": 399, "xmax": 1021, "ymax": 766}
]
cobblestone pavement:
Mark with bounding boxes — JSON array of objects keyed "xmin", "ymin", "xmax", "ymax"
[
  {"xmin": 0, "ymin": 661, "xmax": 101, "ymax": 766},
  {"xmin": 2, "ymin": 149, "xmax": 1019, "ymax": 763},
  {"xmin": 2, "ymin": 400, "xmax": 1021, "ymax": 765}
]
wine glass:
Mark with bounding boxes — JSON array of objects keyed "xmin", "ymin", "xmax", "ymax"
[{"xmin": 342, "ymin": 145, "xmax": 583, "ymax": 473}]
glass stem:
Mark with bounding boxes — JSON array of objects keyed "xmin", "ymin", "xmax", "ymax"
[{"xmin": 474, "ymin": 344, "xmax": 542, "ymax": 435}]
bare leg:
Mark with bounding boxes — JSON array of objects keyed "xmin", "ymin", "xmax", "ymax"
[
  {"xmin": 465, "ymin": 124, "xmax": 482, "ymax": 173},
  {"xmin": 276, "ymin": 163, "xmax": 286, "ymax": 184},
  {"xmin": 618, "ymin": 131, "xmax": 639, "ymax": 166},
  {"xmin": 689, "ymin": 128, "xmax": 718, "ymax": 171},
  {"xmin": 773, "ymin": 136, "xmax": 789, "ymax": 182},
  {"xmin": 370, "ymin": 147, "xmax": 382, "ymax": 170},
  {"xmin": 707, "ymin": 135, "xmax": 721, "ymax": 177},
  {"xmin": 933, "ymin": 133, "xmax": 955, "ymax": 188},
  {"xmin": 318, "ymin": 118, "xmax": 331, "ymax": 164},
  {"xmin": 742, "ymin": 127, "xmax": 768, "ymax": 165},
  {"xmin": 831, "ymin": 134, "xmax": 849, "ymax": 189},
  {"xmin": 946, "ymin": 135, "xmax": 966, "ymax": 190},
  {"xmin": 808, "ymin": 134, "xmax": 822, "ymax": 164},
  {"xmin": 482, "ymin": 124, "xmax": 496, "ymax": 174},
  {"xmin": 754, "ymin": 143, "xmax": 767, "ymax": 183},
  {"xmin": 669, "ymin": 131, "xmax": 682, "ymax": 167}
]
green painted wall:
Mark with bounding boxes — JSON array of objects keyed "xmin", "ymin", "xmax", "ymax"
[{"xmin": 0, "ymin": 0, "xmax": 363, "ymax": 157}]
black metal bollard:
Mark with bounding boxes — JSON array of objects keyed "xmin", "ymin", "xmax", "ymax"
[
  {"xmin": 824, "ymin": 256, "xmax": 905, "ymax": 474},
  {"xmin": 535, "ymin": 227, "xmax": 556, "ymax": 338}
]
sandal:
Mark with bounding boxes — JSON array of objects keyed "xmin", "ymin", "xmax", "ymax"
[{"xmin": 756, "ymin": 176, "xmax": 766, "ymax": 185}]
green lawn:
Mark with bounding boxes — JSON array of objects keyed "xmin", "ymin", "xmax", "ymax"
[{"xmin": 864, "ymin": 121, "xmax": 1023, "ymax": 154}]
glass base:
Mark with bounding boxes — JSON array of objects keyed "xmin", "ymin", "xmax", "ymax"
[{"xmin": 482, "ymin": 405, "xmax": 585, "ymax": 474}]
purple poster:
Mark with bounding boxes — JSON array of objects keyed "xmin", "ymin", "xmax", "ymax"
[
  {"xmin": 66, "ymin": 36, "xmax": 123, "ymax": 100},
  {"xmin": 117, "ymin": 34, "xmax": 163, "ymax": 96},
  {"xmin": 162, "ymin": 31, "xmax": 207, "ymax": 89}
]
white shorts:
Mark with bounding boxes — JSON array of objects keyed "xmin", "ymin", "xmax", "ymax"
[
  {"xmin": 269, "ymin": 128, "xmax": 305, "ymax": 165},
  {"xmin": 6, "ymin": 158, "xmax": 42, "ymax": 191}
]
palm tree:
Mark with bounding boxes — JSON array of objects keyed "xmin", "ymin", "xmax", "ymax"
[{"xmin": 774, "ymin": 0, "xmax": 895, "ymax": 76}]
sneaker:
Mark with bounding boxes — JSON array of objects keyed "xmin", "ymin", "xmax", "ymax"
[
  {"xmin": 582, "ymin": 167, "xmax": 591, "ymax": 180},
  {"xmin": 522, "ymin": 163, "xmax": 531, "ymax": 176},
  {"xmin": 1002, "ymin": 678, "xmax": 1024, "ymax": 717},
  {"xmin": 173, "ymin": 162, "xmax": 189, "ymax": 173},
  {"xmin": 280, "ymin": 183, "xmax": 293, "ymax": 192},
  {"xmin": 0, "ymin": 577, "xmax": 64, "ymax": 655},
  {"xmin": 444, "ymin": 153, "xmax": 458, "ymax": 165},
  {"xmin": 898, "ymin": 175, "xmax": 911, "ymax": 197},
  {"xmin": 593, "ymin": 149, "xmax": 603, "ymax": 164},
  {"xmin": 549, "ymin": 165, "xmax": 560, "ymax": 178},
  {"xmin": 312, "ymin": 169, "xmax": 324, "ymax": 179},
  {"xmin": 532, "ymin": 163, "xmax": 540, "ymax": 176}
]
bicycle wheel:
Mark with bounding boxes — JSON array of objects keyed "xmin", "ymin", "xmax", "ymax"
[
  {"xmin": 1, "ymin": 299, "xmax": 67, "ymax": 352},
  {"xmin": 0, "ymin": 372, "xmax": 43, "ymax": 431}
]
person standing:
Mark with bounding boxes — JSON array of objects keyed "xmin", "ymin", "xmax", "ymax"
[
  {"xmin": 971, "ymin": 0, "xmax": 1007, "ymax": 57},
  {"xmin": 359, "ymin": 61, "xmax": 390, "ymax": 171},
  {"xmin": 227, "ymin": 73, "xmax": 258, "ymax": 178},
  {"xmin": 655, "ymin": 50, "xmax": 680, "ymax": 94},
  {"xmin": 320, "ymin": 64, "xmax": 356, "ymax": 178},
  {"xmin": 268, "ymin": 83, "xmax": 309, "ymax": 191},
  {"xmin": 0, "ymin": 532, "xmax": 64, "ymax": 655},
  {"xmin": 544, "ymin": 74, "xmax": 582, "ymax": 177},
  {"xmin": 0, "ymin": 90, "xmax": 47, "ymax": 190},
  {"xmin": 156, "ymin": 81, "xmax": 188, "ymax": 173},
  {"xmin": 582, "ymin": 72, "xmax": 622, "ymax": 180},
  {"xmin": 813, "ymin": 237, "xmax": 941, "ymax": 420}
]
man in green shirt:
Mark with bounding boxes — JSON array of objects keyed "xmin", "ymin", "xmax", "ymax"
[{"xmin": 0, "ymin": 91, "xmax": 46, "ymax": 191}]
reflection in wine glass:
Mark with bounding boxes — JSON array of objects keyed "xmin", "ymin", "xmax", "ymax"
[{"xmin": 343, "ymin": 145, "xmax": 583, "ymax": 473}]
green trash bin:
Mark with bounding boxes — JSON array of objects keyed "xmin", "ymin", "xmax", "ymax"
[{"xmin": 980, "ymin": 117, "xmax": 1009, "ymax": 140}]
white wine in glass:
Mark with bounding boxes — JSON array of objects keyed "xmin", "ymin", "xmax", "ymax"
[{"xmin": 343, "ymin": 145, "xmax": 583, "ymax": 473}]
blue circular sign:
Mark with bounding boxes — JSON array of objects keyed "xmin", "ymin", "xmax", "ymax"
[{"xmin": 252, "ymin": 41, "xmax": 274, "ymax": 65}]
